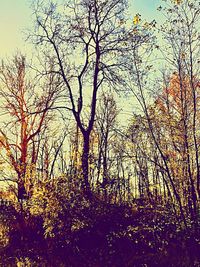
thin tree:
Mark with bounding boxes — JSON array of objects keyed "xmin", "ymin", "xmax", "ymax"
[{"xmin": 31, "ymin": 0, "xmax": 130, "ymax": 196}]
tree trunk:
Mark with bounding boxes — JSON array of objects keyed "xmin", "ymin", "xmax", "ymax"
[
  {"xmin": 82, "ymin": 133, "xmax": 91, "ymax": 197},
  {"xmin": 18, "ymin": 176, "xmax": 27, "ymax": 200}
]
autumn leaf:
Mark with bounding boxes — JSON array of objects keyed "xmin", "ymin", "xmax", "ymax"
[
  {"xmin": 118, "ymin": 19, "xmax": 125, "ymax": 25},
  {"xmin": 143, "ymin": 22, "xmax": 150, "ymax": 29},
  {"xmin": 173, "ymin": 0, "xmax": 182, "ymax": 4},
  {"xmin": 133, "ymin": 14, "xmax": 141, "ymax": 25},
  {"xmin": 180, "ymin": 52, "xmax": 186, "ymax": 59}
]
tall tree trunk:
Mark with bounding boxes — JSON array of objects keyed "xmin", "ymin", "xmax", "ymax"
[
  {"xmin": 18, "ymin": 144, "xmax": 28, "ymax": 200},
  {"xmin": 18, "ymin": 175, "xmax": 26, "ymax": 200},
  {"xmin": 82, "ymin": 132, "xmax": 91, "ymax": 197}
]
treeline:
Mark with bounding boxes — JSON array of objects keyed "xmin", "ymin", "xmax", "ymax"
[{"xmin": 0, "ymin": 0, "xmax": 200, "ymax": 266}]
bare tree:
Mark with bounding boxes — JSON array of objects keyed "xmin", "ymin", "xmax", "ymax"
[
  {"xmin": 0, "ymin": 54, "xmax": 60, "ymax": 200},
  {"xmin": 127, "ymin": 0, "xmax": 200, "ymax": 226},
  {"xmin": 95, "ymin": 92, "xmax": 118, "ymax": 198},
  {"xmin": 30, "ymin": 0, "xmax": 131, "ymax": 196}
]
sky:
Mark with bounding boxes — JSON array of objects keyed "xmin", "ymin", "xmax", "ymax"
[
  {"xmin": 0, "ymin": 0, "xmax": 32, "ymax": 58},
  {"xmin": 0, "ymin": 0, "xmax": 162, "ymax": 58},
  {"xmin": 131, "ymin": 0, "xmax": 161, "ymax": 20}
]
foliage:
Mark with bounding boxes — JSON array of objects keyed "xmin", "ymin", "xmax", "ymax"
[
  {"xmin": 0, "ymin": 192, "xmax": 200, "ymax": 266},
  {"xmin": 28, "ymin": 176, "xmax": 91, "ymax": 239},
  {"xmin": 0, "ymin": 0, "xmax": 200, "ymax": 266}
]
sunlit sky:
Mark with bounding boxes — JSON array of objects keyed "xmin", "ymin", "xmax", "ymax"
[{"xmin": 0, "ymin": 0, "xmax": 162, "ymax": 58}]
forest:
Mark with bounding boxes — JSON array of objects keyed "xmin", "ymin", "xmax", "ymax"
[{"xmin": 0, "ymin": 0, "xmax": 200, "ymax": 266}]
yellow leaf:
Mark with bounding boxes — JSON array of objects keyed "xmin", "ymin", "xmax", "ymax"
[
  {"xmin": 133, "ymin": 14, "xmax": 141, "ymax": 25},
  {"xmin": 181, "ymin": 52, "xmax": 186, "ymax": 59},
  {"xmin": 143, "ymin": 22, "xmax": 150, "ymax": 29},
  {"xmin": 174, "ymin": 0, "xmax": 182, "ymax": 4}
]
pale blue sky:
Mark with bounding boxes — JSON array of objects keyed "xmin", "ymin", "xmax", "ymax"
[
  {"xmin": 0, "ymin": 0, "xmax": 32, "ymax": 57},
  {"xmin": 132, "ymin": 0, "xmax": 161, "ymax": 19},
  {"xmin": 0, "ymin": 0, "xmax": 161, "ymax": 58}
]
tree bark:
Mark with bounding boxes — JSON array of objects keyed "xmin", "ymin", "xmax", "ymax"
[{"xmin": 82, "ymin": 132, "xmax": 91, "ymax": 197}]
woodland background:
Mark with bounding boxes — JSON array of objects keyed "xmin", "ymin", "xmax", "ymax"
[{"xmin": 0, "ymin": 0, "xmax": 200, "ymax": 266}]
